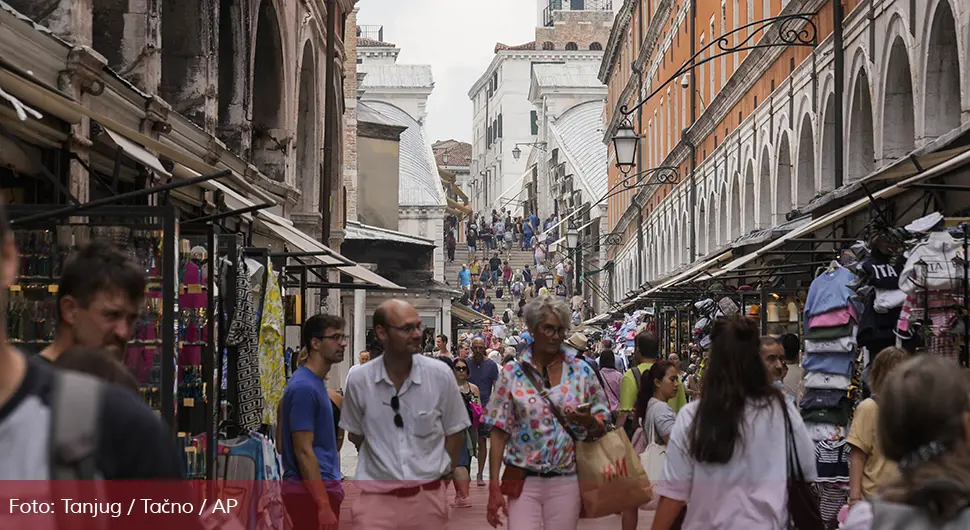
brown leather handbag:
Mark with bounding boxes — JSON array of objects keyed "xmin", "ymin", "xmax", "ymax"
[{"xmin": 782, "ymin": 401, "xmax": 825, "ymax": 530}]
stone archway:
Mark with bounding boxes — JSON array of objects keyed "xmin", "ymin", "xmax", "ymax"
[
  {"xmin": 296, "ymin": 42, "xmax": 318, "ymax": 213},
  {"xmin": 758, "ymin": 146, "xmax": 771, "ymax": 228},
  {"xmin": 743, "ymin": 160, "xmax": 755, "ymax": 234},
  {"xmin": 882, "ymin": 37, "xmax": 915, "ymax": 161},
  {"xmin": 162, "ymin": 0, "xmax": 209, "ymax": 127},
  {"xmin": 796, "ymin": 115, "xmax": 815, "ymax": 206},
  {"xmin": 671, "ymin": 219, "xmax": 680, "ymax": 270},
  {"xmin": 251, "ymin": 0, "xmax": 286, "ymax": 181},
  {"xmin": 820, "ymin": 92, "xmax": 836, "ymax": 192},
  {"xmin": 732, "ymin": 172, "xmax": 743, "ymax": 238},
  {"xmin": 217, "ymin": 0, "xmax": 245, "ymax": 145},
  {"xmin": 680, "ymin": 212, "xmax": 690, "ymax": 266},
  {"xmin": 848, "ymin": 68, "xmax": 875, "ymax": 182},
  {"xmin": 720, "ymin": 182, "xmax": 729, "ymax": 245},
  {"xmin": 776, "ymin": 133, "xmax": 792, "ymax": 225},
  {"xmin": 707, "ymin": 191, "xmax": 717, "ymax": 254},
  {"xmin": 698, "ymin": 198, "xmax": 708, "ymax": 257},
  {"xmin": 924, "ymin": 0, "xmax": 962, "ymax": 140}
]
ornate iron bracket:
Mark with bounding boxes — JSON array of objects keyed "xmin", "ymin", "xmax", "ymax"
[
  {"xmin": 620, "ymin": 12, "xmax": 818, "ymax": 117},
  {"xmin": 619, "ymin": 166, "xmax": 680, "ymax": 189},
  {"xmin": 579, "ymin": 232, "xmax": 623, "ymax": 252}
]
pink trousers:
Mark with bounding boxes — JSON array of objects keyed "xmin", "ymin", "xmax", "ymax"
[{"xmin": 507, "ymin": 475, "xmax": 582, "ymax": 530}]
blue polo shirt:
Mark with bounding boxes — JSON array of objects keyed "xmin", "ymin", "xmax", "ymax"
[{"xmin": 281, "ymin": 367, "xmax": 341, "ymax": 492}]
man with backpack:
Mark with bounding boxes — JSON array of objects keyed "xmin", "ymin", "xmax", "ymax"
[
  {"xmin": 615, "ymin": 331, "xmax": 687, "ymax": 438},
  {"xmin": 0, "ymin": 205, "xmax": 200, "ymax": 526}
]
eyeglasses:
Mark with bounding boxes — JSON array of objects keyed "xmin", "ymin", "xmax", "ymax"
[
  {"xmin": 539, "ymin": 324, "xmax": 568, "ymax": 337},
  {"xmin": 385, "ymin": 323, "xmax": 424, "ymax": 335},
  {"xmin": 318, "ymin": 333, "xmax": 349, "ymax": 342}
]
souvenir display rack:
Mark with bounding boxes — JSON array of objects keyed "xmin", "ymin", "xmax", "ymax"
[
  {"xmin": 177, "ymin": 222, "xmax": 218, "ymax": 480},
  {"xmin": 6, "ymin": 205, "xmax": 179, "ymax": 429}
]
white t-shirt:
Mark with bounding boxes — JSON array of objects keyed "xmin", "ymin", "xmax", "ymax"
[{"xmin": 656, "ymin": 398, "xmax": 818, "ymax": 530}]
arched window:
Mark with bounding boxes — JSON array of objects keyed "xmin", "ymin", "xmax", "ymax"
[
  {"xmin": 565, "ymin": 42, "xmax": 578, "ymax": 51},
  {"xmin": 589, "ymin": 42, "xmax": 603, "ymax": 50},
  {"xmin": 542, "ymin": 41, "xmax": 554, "ymax": 50}
]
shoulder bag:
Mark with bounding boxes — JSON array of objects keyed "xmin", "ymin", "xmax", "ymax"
[
  {"xmin": 781, "ymin": 399, "xmax": 826, "ymax": 530},
  {"xmin": 515, "ymin": 361, "xmax": 653, "ymax": 518}
]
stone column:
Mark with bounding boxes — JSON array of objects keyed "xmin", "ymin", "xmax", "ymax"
[
  {"xmin": 59, "ymin": 47, "xmax": 108, "ymax": 209},
  {"xmin": 441, "ymin": 298, "xmax": 452, "ymax": 343}
]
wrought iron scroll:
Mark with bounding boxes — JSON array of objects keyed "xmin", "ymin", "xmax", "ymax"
[{"xmin": 620, "ymin": 12, "xmax": 818, "ymax": 117}]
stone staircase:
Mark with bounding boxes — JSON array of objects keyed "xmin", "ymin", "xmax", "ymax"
[{"xmin": 444, "ymin": 242, "xmax": 554, "ymax": 288}]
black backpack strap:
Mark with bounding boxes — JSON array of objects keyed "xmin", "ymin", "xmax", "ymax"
[
  {"xmin": 632, "ymin": 366, "xmax": 642, "ymax": 392},
  {"xmin": 50, "ymin": 371, "xmax": 103, "ymax": 480}
]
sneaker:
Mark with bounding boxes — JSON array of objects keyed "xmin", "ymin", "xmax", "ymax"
[{"xmin": 453, "ymin": 497, "xmax": 472, "ymax": 508}]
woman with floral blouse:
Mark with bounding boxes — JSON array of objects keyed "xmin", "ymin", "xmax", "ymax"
[{"xmin": 484, "ymin": 295, "xmax": 609, "ymax": 530}]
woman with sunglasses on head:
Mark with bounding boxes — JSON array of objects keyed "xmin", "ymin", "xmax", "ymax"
[
  {"xmin": 843, "ymin": 356, "xmax": 970, "ymax": 530},
  {"xmin": 484, "ymin": 295, "xmax": 609, "ymax": 530},
  {"xmin": 449, "ymin": 357, "xmax": 482, "ymax": 508}
]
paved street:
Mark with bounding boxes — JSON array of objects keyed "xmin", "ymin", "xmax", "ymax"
[{"xmin": 338, "ymin": 444, "xmax": 655, "ymax": 529}]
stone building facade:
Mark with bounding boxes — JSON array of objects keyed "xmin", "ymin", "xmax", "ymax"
[
  {"xmin": 601, "ymin": 0, "xmax": 970, "ymax": 304},
  {"xmin": 5, "ymin": 0, "xmax": 356, "ymax": 251}
]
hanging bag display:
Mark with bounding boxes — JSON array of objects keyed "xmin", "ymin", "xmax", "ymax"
[
  {"xmin": 782, "ymin": 401, "xmax": 826, "ymax": 530},
  {"xmin": 518, "ymin": 362, "xmax": 653, "ymax": 517}
]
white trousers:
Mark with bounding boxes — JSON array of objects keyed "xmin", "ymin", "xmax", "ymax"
[{"xmin": 507, "ymin": 475, "xmax": 582, "ymax": 530}]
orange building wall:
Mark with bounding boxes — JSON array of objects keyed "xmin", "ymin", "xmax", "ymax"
[{"xmin": 605, "ymin": 0, "xmax": 863, "ymax": 249}]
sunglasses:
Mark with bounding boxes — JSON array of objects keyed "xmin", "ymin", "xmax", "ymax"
[
  {"xmin": 390, "ymin": 395, "xmax": 403, "ymax": 429},
  {"xmin": 455, "ymin": 366, "xmax": 468, "ymax": 373}
]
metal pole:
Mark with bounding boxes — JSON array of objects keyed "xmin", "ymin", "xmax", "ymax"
[
  {"xmin": 161, "ymin": 205, "xmax": 177, "ymax": 433},
  {"xmin": 204, "ymin": 223, "xmax": 217, "ymax": 485},
  {"xmin": 635, "ymin": 10, "xmax": 645, "ymax": 287},
  {"xmin": 833, "ymin": 0, "xmax": 845, "ymax": 188},
  {"xmin": 321, "ymin": 0, "xmax": 338, "ymax": 244},
  {"xmin": 688, "ymin": 0, "xmax": 698, "ymax": 263},
  {"xmin": 11, "ymin": 170, "xmax": 231, "ymax": 225}
]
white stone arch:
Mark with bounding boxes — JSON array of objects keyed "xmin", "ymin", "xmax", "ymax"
[
  {"xmin": 706, "ymin": 188, "xmax": 717, "ymax": 255},
  {"xmin": 719, "ymin": 181, "xmax": 729, "ymax": 246},
  {"xmin": 757, "ymin": 145, "xmax": 773, "ymax": 228},
  {"xmin": 921, "ymin": 0, "xmax": 964, "ymax": 140},
  {"xmin": 879, "ymin": 14, "xmax": 917, "ymax": 164},
  {"xmin": 698, "ymin": 197, "xmax": 708, "ymax": 257},
  {"xmin": 794, "ymin": 110, "xmax": 816, "ymax": 207},
  {"xmin": 774, "ymin": 130, "xmax": 793, "ymax": 225},
  {"xmin": 742, "ymin": 159, "xmax": 755, "ymax": 234},
  {"xmin": 680, "ymin": 211, "xmax": 690, "ymax": 266},
  {"xmin": 847, "ymin": 52, "xmax": 875, "ymax": 182}
]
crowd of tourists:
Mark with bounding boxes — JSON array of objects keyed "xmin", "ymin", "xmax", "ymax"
[{"xmin": 3, "ymin": 182, "xmax": 970, "ymax": 530}]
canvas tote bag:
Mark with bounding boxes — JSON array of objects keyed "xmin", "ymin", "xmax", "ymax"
[
  {"xmin": 519, "ymin": 362, "xmax": 653, "ymax": 518},
  {"xmin": 639, "ymin": 399, "xmax": 667, "ymax": 510}
]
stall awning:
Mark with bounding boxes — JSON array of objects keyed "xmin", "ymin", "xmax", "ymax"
[
  {"xmin": 256, "ymin": 211, "xmax": 404, "ymax": 290},
  {"xmin": 582, "ymin": 312, "xmax": 612, "ymax": 327},
  {"xmin": 705, "ymin": 146, "xmax": 970, "ymax": 280},
  {"xmin": 638, "ymin": 250, "xmax": 734, "ymax": 298},
  {"xmin": 452, "ymin": 303, "xmax": 500, "ymax": 325},
  {"xmin": 100, "ymin": 127, "xmax": 171, "ymax": 177}
]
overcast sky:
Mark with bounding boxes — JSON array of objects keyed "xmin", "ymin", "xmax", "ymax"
[{"xmin": 357, "ymin": 0, "xmax": 536, "ymax": 143}]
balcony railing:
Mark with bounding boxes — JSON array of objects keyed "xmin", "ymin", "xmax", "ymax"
[
  {"xmin": 356, "ymin": 25, "xmax": 384, "ymax": 42},
  {"xmin": 543, "ymin": 0, "xmax": 613, "ymax": 27}
]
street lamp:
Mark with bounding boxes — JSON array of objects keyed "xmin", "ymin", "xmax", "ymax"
[
  {"xmin": 511, "ymin": 142, "xmax": 548, "ymax": 161},
  {"xmin": 565, "ymin": 224, "xmax": 581, "ymax": 297},
  {"xmin": 612, "ymin": 120, "xmax": 639, "ymax": 175},
  {"xmin": 565, "ymin": 226, "xmax": 579, "ymax": 250}
]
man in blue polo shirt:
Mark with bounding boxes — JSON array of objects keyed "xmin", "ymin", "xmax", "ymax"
[
  {"xmin": 468, "ymin": 336, "xmax": 499, "ymax": 486},
  {"xmin": 281, "ymin": 314, "xmax": 348, "ymax": 529}
]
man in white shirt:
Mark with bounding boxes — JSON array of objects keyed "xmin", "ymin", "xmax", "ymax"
[{"xmin": 341, "ymin": 300, "xmax": 470, "ymax": 529}]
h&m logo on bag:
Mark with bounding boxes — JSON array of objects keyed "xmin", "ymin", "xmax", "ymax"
[{"xmin": 601, "ymin": 458, "xmax": 629, "ymax": 481}]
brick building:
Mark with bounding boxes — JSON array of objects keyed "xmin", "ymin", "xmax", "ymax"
[{"xmin": 599, "ymin": 0, "xmax": 970, "ymax": 306}]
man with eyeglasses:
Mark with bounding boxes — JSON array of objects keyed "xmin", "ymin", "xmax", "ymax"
[
  {"xmin": 341, "ymin": 299, "xmax": 470, "ymax": 529},
  {"xmin": 280, "ymin": 314, "xmax": 348, "ymax": 530}
]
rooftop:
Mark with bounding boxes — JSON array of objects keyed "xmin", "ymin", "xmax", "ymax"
[
  {"xmin": 532, "ymin": 63, "xmax": 604, "ymax": 90},
  {"xmin": 357, "ymin": 36, "xmax": 396, "ymax": 48},
  {"xmin": 549, "ymin": 101, "xmax": 608, "ymax": 199},
  {"xmin": 494, "ymin": 41, "xmax": 537, "ymax": 53},
  {"xmin": 432, "ymin": 140, "xmax": 472, "ymax": 167},
  {"xmin": 359, "ymin": 64, "xmax": 434, "ymax": 89}
]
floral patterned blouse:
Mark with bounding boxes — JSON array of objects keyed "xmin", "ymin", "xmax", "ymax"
[{"xmin": 484, "ymin": 345, "xmax": 609, "ymax": 473}]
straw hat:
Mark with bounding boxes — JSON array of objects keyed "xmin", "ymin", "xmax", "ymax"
[{"xmin": 564, "ymin": 332, "xmax": 588, "ymax": 352}]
